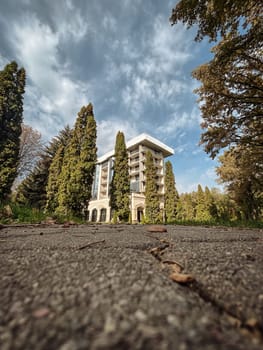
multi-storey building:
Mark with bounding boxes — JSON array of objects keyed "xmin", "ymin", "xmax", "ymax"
[{"xmin": 88, "ymin": 133, "xmax": 174, "ymax": 222}]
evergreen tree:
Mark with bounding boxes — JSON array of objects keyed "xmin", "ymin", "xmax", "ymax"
[
  {"xmin": 109, "ymin": 131, "xmax": 130, "ymax": 222},
  {"xmin": 176, "ymin": 193, "xmax": 195, "ymax": 221},
  {"xmin": 16, "ymin": 157, "xmax": 51, "ymax": 209},
  {"xmin": 46, "ymin": 145, "xmax": 66, "ymax": 212},
  {"xmin": 15, "ymin": 126, "xmax": 71, "ymax": 209},
  {"xmin": 164, "ymin": 161, "xmax": 179, "ymax": 223},
  {"xmin": 0, "ymin": 61, "xmax": 26, "ymax": 202},
  {"xmin": 195, "ymin": 185, "xmax": 213, "ymax": 221},
  {"xmin": 204, "ymin": 186, "xmax": 217, "ymax": 220},
  {"xmin": 57, "ymin": 103, "xmax": 97, "ymax": 217},
  {"xmin": 145, "ymin": 150, "xmax": 160, "ymax": 223}
]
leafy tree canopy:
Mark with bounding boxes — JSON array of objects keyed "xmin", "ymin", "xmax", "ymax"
[{"xmin": 170, "ymin": 0, "xmax": 263, "ymax": 158}]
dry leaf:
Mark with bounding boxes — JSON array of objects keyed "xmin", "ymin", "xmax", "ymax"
[
  {"xmin": 162, "ymin": 260, "xmax": 184, "ymax": 273},
  {"xmin": 169, "ymin": 272, "xmax": 195, "ymax": 284},
  {"xmin": 147, "ymin": 225, "xmax": 167, "ymax": 233}
]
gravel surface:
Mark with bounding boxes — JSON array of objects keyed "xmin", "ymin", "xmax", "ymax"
[{"xmin": 0, "ymin": 224, "xmax": 262, "ymax": 350}]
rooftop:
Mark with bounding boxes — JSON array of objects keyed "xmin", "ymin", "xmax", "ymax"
[{"xmin": 98, "ymin": 133, "xmax": 174, "ymax": 163}]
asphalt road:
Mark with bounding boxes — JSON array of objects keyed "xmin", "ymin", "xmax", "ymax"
[{"xmin": 0, "ymin": 224, "xmax": 262, "ymax": 350}]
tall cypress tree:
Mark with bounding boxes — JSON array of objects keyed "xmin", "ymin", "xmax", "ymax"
[
  {"xmin": 110, "ymin": 131, "xmax": 130, "ymax": 222},
  {"xmin": 0, "ymin": 61, "xmax": 26, "ymax": 202},
  {"xmin": 145, "ymin": 150, "xmax": 160, "ymax": 223},
  {"xmin": 164, "ymin": 161, "xmax": 179, "ymax": 223},
  {"xmin": 57, "ymin": 103, "xmax": 97, "ymax": 217}
]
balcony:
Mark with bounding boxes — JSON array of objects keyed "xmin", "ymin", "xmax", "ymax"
[
  {"xmin": 129, "ymin": 149, "xmax": 139, "ymax": 158},
  {"xmin": 129, "ymin": 157, "xmax": 139, "ymax": 166},
  {"xmin": 130, "ymin": 167, "xmax": 140, "ymax": 174}
]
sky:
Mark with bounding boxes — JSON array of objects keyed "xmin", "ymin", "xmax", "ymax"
[{"xmin": 0, "ymin": 0, "xmax": 222, "ymax": 193}]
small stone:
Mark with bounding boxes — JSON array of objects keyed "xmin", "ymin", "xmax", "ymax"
[
  {"xmin": 59, "ymin": 340, "xmax": 78, "ymax": 350},
  {"xmin": 147, "ymin": 225, "xmax": 167, "ymax": 233},
  {"xmin": 104, "ymin": 315, "xmax": 116, "ymax": 333},
  {"xmin": 135, "ymin": 309, "xmax": 147, "ymax": 322},
  {"xmin": 167, "ymin": 314, "xmax": 180, "ymax": 327},
  {"xmin": 33, "ymin": 307, "xmax": 50, "ymax": 318}
]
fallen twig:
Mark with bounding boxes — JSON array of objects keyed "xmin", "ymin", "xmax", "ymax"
[{"xmin": 77, "ymin": 239, "xmax": 105, "ymax": 250}]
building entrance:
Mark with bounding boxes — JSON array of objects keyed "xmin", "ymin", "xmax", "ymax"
[{"xmin": 137, "ymin": 207, "xmax": 144, "ymax": 223}]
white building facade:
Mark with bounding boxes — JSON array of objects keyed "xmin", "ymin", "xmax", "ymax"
[{"xmin": 87, "ymin": 133, "xmax": 174, "ymax": 223}]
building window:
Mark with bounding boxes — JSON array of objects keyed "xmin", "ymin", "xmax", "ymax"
[
  {"xmin": 92, "ymin": 165, "xmax": 99, "ymax": 199},
  {"xmin": 130, "ymin": 181, "xmax": 140, "ymax": 193}
]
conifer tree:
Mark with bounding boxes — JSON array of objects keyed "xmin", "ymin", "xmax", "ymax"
[
  {"xmin": 176, "ymin": 192, "xmax": 195, "ymax": 221},
  {"xmin": 145, "ymin": 150, "xmax": 160, "ymax": 223},
  {"xmin": 195, "ymin": 184, "xmax": 213, "ymax": 221},
  {"xmin": 46, "ymin": 145, "xmax": 66, "ymax": 212},
  {"xmin": 16, "ymin": 126, "xmax": 71, "ymax": 209},
  {"xmin": 57, "ymin": 103, "xmax": 97, "ymax": 217},
  {"xmin": 0, "ymin": 61, "xmax": 26, "ymax": 202},
  {"xmin": 109, "ymin": 131, "xmax": 130, "ymax": 222},
  {"xmin": 164, "ymin": 161, "xmax": 179, "ymax": 223}
]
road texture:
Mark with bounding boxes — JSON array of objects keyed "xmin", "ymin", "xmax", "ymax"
[{"xmin": 0, "ymin": 224, "xmax": 262, "ymax": 350}]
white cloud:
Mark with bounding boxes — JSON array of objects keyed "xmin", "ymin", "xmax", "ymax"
[
  {"xmin": 147, "ymin": 15, "xmax": 192, "ymax": 75},
  {"xmin": 102, "ymin": 14, "xmax": 117, "ymax": 32},
  {"xmin": 58, "ymin": 10, "xmax": 89, "ymax": 42},
  {"xmin": 0, "ymin": 55, "xmax": 9, "ymax": 69},
  {"xmin": 9, "ymin": 14, "xmax": 91, "ymax": 140},
  {"xmin": 157, "ymin": 107, "xmax": 201, "ymax": 135},
  {"xmin": 97, "ymin": 119, "xmax": 138, "ymax": 155}
]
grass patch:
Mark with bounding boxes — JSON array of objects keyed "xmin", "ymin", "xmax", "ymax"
[
  {"xmin": 167, "ymin": 219, "xmax": 263, "ymax": 229},
  {"xmin": 0, "ymin": 203, "xmax": 47, "ymax": 224}
]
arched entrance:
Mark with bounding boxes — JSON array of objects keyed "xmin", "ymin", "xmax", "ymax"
[
  {"xmin": 137, "ymin": 207, "xmax": 144, "ymax": 223},
  {"xmin": 91, "ymin": 209, "xmax": 97, "ymax": 222},
  {"xmin": 100, "ymin": 208, "xmax": 107, "ymax": 222}
]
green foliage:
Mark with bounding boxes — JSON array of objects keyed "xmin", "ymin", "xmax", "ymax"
[
  {"xmin": 195, "ymin": 185, "xmax": 212, "ymax": 221},
  {"xmin": 217, "ymin": 147, "xmax": 263, "ymax": 220},
  {"xmin": 175, "ymin": 185, "xmax": 246, "ymax": 223},
  {"xmin": 170, "ymin": 0, "xmax": 263, "ymax": 158},
  {"xmin": 0, "ymin": 203, "xmax": 46, "ymax": 224},
  {"xmin": 176, "ymin": 193, "xmax": 195, "ymax": 221},
  {"xmin": 145, "ymin": 150, "xmax": 160, "ymax": 223},
  {"xmin": 170, "ymin": 0, "xmax": 263, "ymax": 222},
  {"xmin": 0, "ymin": 61, "xmax": 26, "ymax": 202},
  {"xmin": 15, "ymin": 126, "xmax": 72, "ymax": 210},
  {"xmin": 57, "ymin": 103, "xmax": 97, "ymax": 217},
  {"xmin": 46, "ymin": 145, "xmax": 65, "ymax": 212},
  {"xmin": 15, "ymin": 157, "xmax": 51, "ymax": 209},
  {"xmin": 164, "ymin": 161, "xmax": 179, "ymax": 223},
  {"xmin": 109, "ymin": 131, "xmax": 130, "ymax": 222}
]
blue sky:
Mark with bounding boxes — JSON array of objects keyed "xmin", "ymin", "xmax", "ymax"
[{"xmin": 0, "ymin": 0, "xmax": 221, "ymax": 193}]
